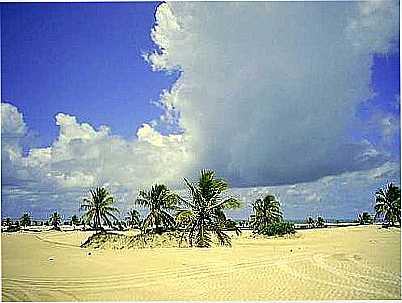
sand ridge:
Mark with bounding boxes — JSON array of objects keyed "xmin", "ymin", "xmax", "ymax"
[{"xmin": 1, "ymin": 225, "xmax": 401, "ymax": 301}]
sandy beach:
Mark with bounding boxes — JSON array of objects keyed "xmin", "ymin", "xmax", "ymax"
[{"xmin": 1, "ymin": 225, "xmax": 400, "ymax": 301}]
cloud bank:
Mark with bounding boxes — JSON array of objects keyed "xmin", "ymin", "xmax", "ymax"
[
  {"xmin": 226, "ymin": 161, "xmax": 400, "ymax": 220},
  {"xmin": 2, "ymin": 105, "xmax": 190, "ymax": 189},
  {"xmin": 146, "ymin": 1, "xmax": 398, "ymax": 186},
  {"xmin": 2, "ymin": 1, "xmax": 400, "ymax": 218}
]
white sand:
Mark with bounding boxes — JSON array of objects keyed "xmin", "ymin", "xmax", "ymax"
[{"xmin": 1, "ymin": 225, "xmax": 400, "ymax": 301}]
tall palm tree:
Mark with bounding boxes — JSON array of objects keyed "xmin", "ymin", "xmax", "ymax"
[
  {"xmin": 80, "ymin": 187, "xmax": 119, "ymax": 233},
  {"xmin": 250, "ymin": 194, "xmax": 283, "ymax": 234},
  {"xmin": 49, "ymin": 212, "xmax": 62, "ymax": 231},
  {"xmin": 176, "ymin": 169, "xmax": 241, "ymax": 247},
  {"xmin": 126, "ymin": 209, "xmax": 141, "ymax": 229},
  {"xmin": 374, "ymin": 183, "xmax": 401, "ymax": 227},
  {"xmin": 135, "ymin": 184, "xmax": 178, "ymax": 234},
  {"xmin": 20, "ymin": 213, "xmax": 31, "ymax": 228}
]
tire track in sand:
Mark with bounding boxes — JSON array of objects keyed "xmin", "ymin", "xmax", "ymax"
[
  {"xmin": 312, "ymin": 253, "xmax": 400, "ymax": 286},
  {"xmin": 3, "ymin": 253, "xmax": 312, "ymax": 297},
  {"xmin": 281, "ymin": 252, "xmax": 397, "ymax": 299}
]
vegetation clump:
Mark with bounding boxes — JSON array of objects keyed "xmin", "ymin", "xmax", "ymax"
[
  {"xmin": 357, "ymin": 212, "xmax": 373, "ymax": 225},
  {"xmin": 71, "ymin": 215, "xmax": 80, "ymax": 226},
  {"xmin": 12, "ymin": 172, "xmax": 398, "ymax": 250},
  {"xmin": 20, "ymin": 213, "xmax": 31, "ymax": 229},
  {"xmin": 316, "ymin": 216, "xmax": 326, "ymax": 228},
  {"xmin": 258, "ymin": 221, "xmax": 295, "ymax": 236},
  {"xmin": 80, "ymin": 231, "xmax": 191, "ymax": 249},
  {"xmin": 79, "ymin": 170, "xmax": 241, "ymax": 249},
  {"xmin": 306, "ymin": 217, "xmax": 315, "ymax": 228},
  {"xmin": 250, "ymin": 194, "xmax": 295, "ymax": 237},
  {"xmin": 374, "ymin": 183, "xmax": 401, "ymax": 227},
  {"xmin": 49, "ymin": 212, "xmax": 62, "ymax": 231}
]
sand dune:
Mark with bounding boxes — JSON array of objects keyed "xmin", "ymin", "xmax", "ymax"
[{"xmin": 1, "ymin": 225, "xmax": 400, "ymax": 301}]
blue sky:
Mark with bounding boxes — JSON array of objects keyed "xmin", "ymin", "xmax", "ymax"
[
  {"xmin": 357, "ymin": 54, "xmax": 400, "ymax": 157},
  {"xmin": 1, "ymin": 2, "xmax": 400, "ymax": 220},
  {"xmin": 2, "ymin": 2, "xmax": 179, "ymax": 148}
]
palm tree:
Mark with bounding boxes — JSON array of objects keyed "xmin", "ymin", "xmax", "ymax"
[
  {"xmin": 4, "ymin": 218, "xmax": 12, "ymax": 227},
  {"xmin": 80, "ymin": 187, "xmax": 120, "ymax": 233},
  {"xmin": 176, "ymin": 169, "xmax": 241, "ymax": 247},
  {"xmin": 20, "ymin": 213, "xmax": 31, "ymax": 228},
  {"xmin": 71, "ymin": 215, "xmax": 80, "ymax": 226},
  {"xmin": 316, "ymin": 216, "xmax": 325, "ymax": 228},
  {"xmin": 49, "ymin": 212, "xmax": 62, "ymax": 231},
  {"xmin": 126, "ymin": 209, "xmax": 141, "ymax": 229},
  {"xmin": 135, "ymin": 184, "xmax": 178, "ymax": 234},
  {"xmin": 307, "ymin": 217, "xmax": 315, "ymax": 228},
  {"xmin": 250, "ymin": 194, "xmax": 283, "ymax": 234},
  {"xmin": 357, "ymin": 212, "xmax": 373, "ymax": 225},
  {"xmin": 374, "ymin": 183, "xmax": 401, "ymax": 227}
]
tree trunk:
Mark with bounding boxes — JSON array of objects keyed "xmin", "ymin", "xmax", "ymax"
[
  {"xmin": 95, "ymin": 211, "xmax": 102, "ymax": 233},
  {"xmin": 155, "ymin": 217, "xmax": 162, "ymax": 235}
]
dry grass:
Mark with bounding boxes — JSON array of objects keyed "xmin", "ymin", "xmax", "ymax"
[{"xmin": 80, "ymin": 231, "xmax": 191, "ymax": 249}]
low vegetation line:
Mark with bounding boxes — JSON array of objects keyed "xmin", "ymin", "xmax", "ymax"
[{"xmin": 2, "ymin": 171, "xmax": 400, "ymax": 250}]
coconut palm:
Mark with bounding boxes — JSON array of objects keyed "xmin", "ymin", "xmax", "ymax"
[
  {"xmin": 176, "ymin": 169, "xmax": 241, "ymax": 247},
  {"xmin": 316, "ymin": 216, "xmax": 325, "ymax": 228},
  {"xmin": 80, "ymin": 187, "xmax": 120, "ymax": 233},
  {"xmin": 374, "ymin": 183, "xmax": 401, "ymax": 227},
  {"xmin": 20, "ymin": 213, "xmax": 31, "ymax": 228},
  {"xmin": 126, "ymin": 209, "xmax": 141, "ymax": 229},
  {"xmin": 307, "ymin": 217, "xmax": 315, "ymax": 228},
  {"xmin": 135, "ymin": 184, "xmax": 178, "ymax": 234},
  {"xmin": 250, "ymin": 194, "xmax": 283, "ymax": 234},
  {"xmin": 4, "ymin": 218, "xmax": 12, "ymax": 227},
  {"xmin": 71, "ymin": 215, "xmax": 80, "ymax": 226},
  {"xmin": 357, "ymin": 212, "xmax": 373, "ymax": 225},
  {"xmin": 49, "ymin": 212, "xmax": 62, "ymax": 231}
]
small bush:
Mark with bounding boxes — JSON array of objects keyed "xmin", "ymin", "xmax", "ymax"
[
  {"xmin": 259, "ymin": 222, "xmax": 295, "ymax": 236},
  {"xmin": 358, "ymin": 212, "xmax": 373, "ymax": 225},
  {"xmin": 6, "ymin": 225, "xmax": 20, "ymax": 232},
  {"xmin": 316, "ymin": 216, "xmax": 325, "ymax": 228}
]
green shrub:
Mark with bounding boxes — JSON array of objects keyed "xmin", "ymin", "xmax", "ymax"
[
  {"xmin": 6, "ymin": 225, "xmax": 20, "ymax": 232},
  {"xmin": 358, "ymin": 212, "xmax": 373, "ymax": 225},
  {"xmin": 259, "ymin": 222, "xmax": 295, "ymax": 236}
]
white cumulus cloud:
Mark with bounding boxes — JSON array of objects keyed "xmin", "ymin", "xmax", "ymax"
[
  {"xmin": 147, "ymin": 1, "xmax": 398, "ymax": 186},
  {"xmin": 2, "ymin": 104, "xmax": 191, "ymax": 194}
]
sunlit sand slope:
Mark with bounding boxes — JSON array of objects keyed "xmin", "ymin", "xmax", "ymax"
[{"xmin": 2, "ymin": 225, "xmax": 400, "ymax": 301}]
